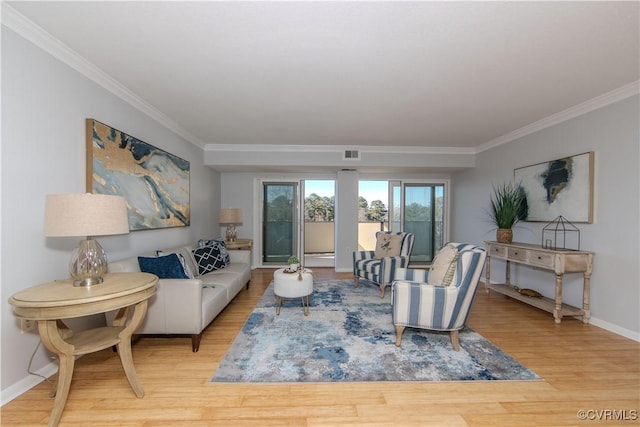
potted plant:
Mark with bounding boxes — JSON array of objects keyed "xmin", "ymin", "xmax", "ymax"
[
  {"xmin": 287, "ymin": 255, "xmax": 300, "ymax": 272},
  {"xmin": 488, "ymin": 181, "xmax": 526, "ymax": 244}
]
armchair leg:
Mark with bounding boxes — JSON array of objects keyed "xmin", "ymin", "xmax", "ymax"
[
  {"xmin": 450, "ymin": 330, "xmax": 460, "ymax": 351},
  {"xmin": 379, "ymin": 285, "xmax": 386, "ymax": 298},
  {"xmin": 394, "ymin": 325, "xmax": 405, "ymax": 347},
  {"xmin": 354, "ymin": 276, "xmax": 360, "ymax": 288}
]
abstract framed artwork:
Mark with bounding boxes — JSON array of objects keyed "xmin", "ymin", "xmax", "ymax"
[
  {"xmin": 86, "ymin": 119, "xmax": 190, "ymax": 231},
  {"xmin": 514, "ymin": 151, "xmax": 594, "ymax": 223}
]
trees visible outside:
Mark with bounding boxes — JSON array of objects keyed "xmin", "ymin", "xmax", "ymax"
[
  {"xmin": 367, "ymin": 200, "xmax": 387, "ymax": 222},
  {"xmin": 304, "ymin": 193, "xmax": 335, "ymax": 221},
  {"xmin": 304, "ymin": 193, "xmax": 388, "ymax": 222}
]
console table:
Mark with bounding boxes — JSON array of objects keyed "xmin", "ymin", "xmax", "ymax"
[
  {"xmin": 9, "ymin": 272, "xmax": 158, "ymax": 427},
  {"xmin": 225, "ymin": 238, "xmax": 253, "ymax": 250},
  {"xmin": 484, "ymin": 241, "xmax": 593, "ymax": 324}
]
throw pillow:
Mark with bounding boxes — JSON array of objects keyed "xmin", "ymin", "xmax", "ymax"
[
  {"xmin": 192, "ymin": 241, "xmax": 230, "ymax": 275},
  {"xmin": 374, "ymin": 233, "xmax": 404, "ymax": 259},
  {"xmin": 197, "ymin": 238, "xmax": 231, "ymax": 265},
  {"xmin": 138, "ymin": 254, "xmax": 189, "ymax": 279},
  {"xmin": 155, "ymin": 250, "xmax": 195, "ymax": 278},
  {"xmin": 427, "ymin": 243, "xmax": 459, "ymax": 287}
]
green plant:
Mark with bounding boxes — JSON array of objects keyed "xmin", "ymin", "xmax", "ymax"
[
  {"xmin": 489, "ymin": 181, "xmax": 526, "ymax": 229},
  {"xmin": 287, "ymin": 255, "xmax": 300, "ymax": 264}
]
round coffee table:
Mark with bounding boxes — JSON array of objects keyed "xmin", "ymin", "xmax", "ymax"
[{"xmin": 273, "ymin": 268, "xmax": 313, "ymax": 316}]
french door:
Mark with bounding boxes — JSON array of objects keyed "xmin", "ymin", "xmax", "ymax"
[
  {"xmin": 262, "ymin": 182, "xmax": 300, "ymax": 264},
  {"xmin": 388, "ymin": 181, "xmax": 446, "ymax": 264}
]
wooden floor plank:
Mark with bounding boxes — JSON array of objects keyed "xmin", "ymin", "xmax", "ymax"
[{"xmin": 2, "ymin": 268, "xmax": 638, "ymax": 426}]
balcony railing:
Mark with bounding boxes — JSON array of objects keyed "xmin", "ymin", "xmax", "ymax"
[{"xmin": 264, "ymin": 221, "xmax": 441, "ymax": 265}]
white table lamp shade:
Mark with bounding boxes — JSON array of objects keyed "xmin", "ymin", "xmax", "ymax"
[
  {"xmin": 219, "ymin": 208, "xmax": 242, "ymax": 225},
  {"xmin": 44, "ymin": 193, "xmax": 129, "ymax": 237}
]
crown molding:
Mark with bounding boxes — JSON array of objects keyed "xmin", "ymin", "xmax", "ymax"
[
  {"xmin": 477, "ymin": 80, "xmax": 640, "ymax": 153},
  {"xmin": 204, "ymin": 143, "xmax": 476, "ymax": 155},
  {"xmin": 1, "ymin": 3, "xmax": 207, "ymax": 148}
]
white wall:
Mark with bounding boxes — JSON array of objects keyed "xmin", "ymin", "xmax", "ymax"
[
  {"xmin": 1, "ymin": 26, "xmax": 220, "ymax": 402},
  {"xmin": 452, "ymin": 95, "xmax": 640, "ymax": 339}
]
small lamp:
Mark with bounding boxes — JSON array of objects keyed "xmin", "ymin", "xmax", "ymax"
[
  {"xmin": 44, "ymin": 193, "xmax": 129, "ymax": 287},
  {"xmin": 219, "ymin": 208, "xmax": 242, "ymax": 242}
]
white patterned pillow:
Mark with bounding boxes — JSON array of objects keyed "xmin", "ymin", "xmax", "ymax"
[
  {"xmin": 427, "ymin": 244, "xmax": 459, "ymax": 287},
  {"xmin": 374, "ymin": 233, "xmax": 403, "ymax": 259},
  {"xmin": 192, "ymin": 241, "xmax": 230, "ymax": 275}
]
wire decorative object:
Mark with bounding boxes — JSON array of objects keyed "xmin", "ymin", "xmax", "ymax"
[{"xmin": 542, "ymin": 215, "xmax": 580, "ymax": 251}]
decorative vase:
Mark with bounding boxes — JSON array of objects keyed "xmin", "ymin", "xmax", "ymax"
[
  {"xmin": 290, "ymin": 263, "xmax": 299, "ymax": 272},
  {"xmin": 496, "ymin": 228, "xmax": 513, "ymax": 244}
]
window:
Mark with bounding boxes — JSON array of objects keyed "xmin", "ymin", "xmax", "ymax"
[{"xmin": 359, "ymin": 180, "xmax": 447, "ymax": 264}]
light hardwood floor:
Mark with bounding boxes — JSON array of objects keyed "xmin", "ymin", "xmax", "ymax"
[{"xmin": 2, "ymin": 268, "xmax": 639, "ymax": 426}]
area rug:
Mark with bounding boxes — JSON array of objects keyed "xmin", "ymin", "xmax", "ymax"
[{"xmin": 210, "ymin": 279, "xmax": 540, "ymax": 383}]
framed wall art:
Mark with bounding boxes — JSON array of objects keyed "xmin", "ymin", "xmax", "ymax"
[
  {"xmin": 86, "ymin": 119, "xmax": 190, "ymax": 231},
  {"xmin": 514, "ymin": 151, "xmax": 594, "ymax": 223}
]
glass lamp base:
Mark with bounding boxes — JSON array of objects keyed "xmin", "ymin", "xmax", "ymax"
[
  {"xmin": 70, "ymin": 238, "xmax": 108, "ymax": 287},
  {"xmin": 225, "ymin": 225, "xmax": 237, "ymax": 242}
]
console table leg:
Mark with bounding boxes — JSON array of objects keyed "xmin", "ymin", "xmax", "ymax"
[
  {"xmin": 485, "ymin": 256, "xmax": 491, "ymax": 294},
  {"xmin": 554, "ymin": 274, "xmax": 563, "ymax": 324},
  {"xmin": 583, "ymin": 272, "xmax": 592, "ymax": 324}
]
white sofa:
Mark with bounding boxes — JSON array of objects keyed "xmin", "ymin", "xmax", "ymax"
[{"xmin": 107, "ymin": 243, "xmax": 251, "ymax": 352}]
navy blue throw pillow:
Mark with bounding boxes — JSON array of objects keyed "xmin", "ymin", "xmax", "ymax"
[{"xmin": 138, "ymin": 254, "xmax": 189, "ymax": 279}]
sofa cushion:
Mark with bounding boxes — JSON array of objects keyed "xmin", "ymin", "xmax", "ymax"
[
  {"xmin": 374, "ymin": 233, "xmax": 403, "ymax": 259},
  {"xmin": 427, "ymin": 243, "xmax": 459, "ymax": 287},
  {"xmin": 192, "ymin": 241, "xmax": 230, "ymax": 275},
  {"xmin": 138, "ymin": 254, "xmax": 189, "ymax": 279}
]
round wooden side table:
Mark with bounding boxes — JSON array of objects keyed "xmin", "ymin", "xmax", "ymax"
[{"xmin": 9, "ymin": 272, "xmax": 158, "ymax": 427}]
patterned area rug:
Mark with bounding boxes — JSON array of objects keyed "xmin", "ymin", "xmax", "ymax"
[{"xmin": 210, "ymin": 279, "xmax": 540, "ymax": 383}]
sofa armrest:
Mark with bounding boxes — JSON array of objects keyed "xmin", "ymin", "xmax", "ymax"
[{"xmin": 130, "ymin": 278, "xmax": 204, "ymax": 334}]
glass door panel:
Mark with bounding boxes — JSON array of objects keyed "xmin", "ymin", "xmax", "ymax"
[
  {"xmin": 262, "ymin": 182, "xmax": 298, "ymax": 264},
  {"xmin": 404, "ymin": 184, "xmax": 433, "ymax": 263},
  {"xmin": 403, "ymin": 183, "xmax": 445, "ymax": 263},
  {"xmin": 389, "ymin": 181, "xmax": 402, "ymax": 233}
]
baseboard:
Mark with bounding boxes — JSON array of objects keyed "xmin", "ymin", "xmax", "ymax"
[
  {"xmin": 1, "ymin": 360, "xmax": 58, "ymax": 405},
  {"xmin": 335, "ymin": 267, "xmax": 353, "ymax": 273},
  {"xmin": 589, "ymin": 317, "xmax": 640, "ymax": 342}
]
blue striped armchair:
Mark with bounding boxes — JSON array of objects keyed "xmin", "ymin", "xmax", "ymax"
[
  {"xmin": 391, "ymin": 243, "xmax": 486, "ymax": 351},
  {"xmin": 353, "ymin": 231, "xmax": 414, "ymax": 298}
]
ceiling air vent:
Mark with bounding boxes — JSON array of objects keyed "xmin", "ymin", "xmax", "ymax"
[{"xmin": 343, "ymin": 149, "xmax": 360, "ymax": 160}]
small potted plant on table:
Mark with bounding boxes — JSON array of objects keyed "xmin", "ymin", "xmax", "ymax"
[{"xmin": 287, "ymin": 256, "xmax": 300, "ymax": 272}]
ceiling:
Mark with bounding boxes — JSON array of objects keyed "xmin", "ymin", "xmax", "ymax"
[{"xmin": 6, "ymin": 1, "xmax": 640, "ymax": 151}]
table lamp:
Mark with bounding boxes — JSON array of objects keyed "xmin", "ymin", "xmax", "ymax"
[
  {"xmin": 44, "ymin": 193, "xmax": 130, "ymax": 286},
  {"xmin": 219, "ymin": 208, "xmax": 242, "ymax": 242}
]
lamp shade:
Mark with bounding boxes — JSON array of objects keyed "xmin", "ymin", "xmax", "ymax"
[
  {"xmin": 219, "ymin": 208, "xmax": 242, "ymax": 225},
  {"xmin": 44, "ymin": 193, "xmax": 129, "ymax": 237}
]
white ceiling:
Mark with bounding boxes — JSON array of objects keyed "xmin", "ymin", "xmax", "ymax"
[{"xmin": 6, "ymin": 1, "xmax": 640, "ymax": 151}]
